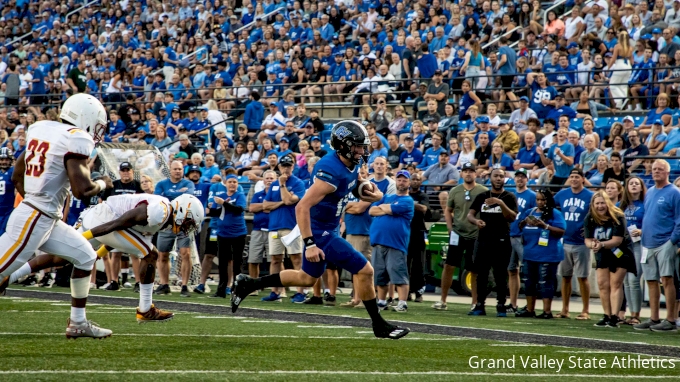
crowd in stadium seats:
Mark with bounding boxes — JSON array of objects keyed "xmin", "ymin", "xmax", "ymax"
[{"xmin": 4, "ymin": 0, "xmax": 680, "ymax": 327}]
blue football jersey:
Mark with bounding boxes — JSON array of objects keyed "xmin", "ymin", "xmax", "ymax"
[
  {"xmin": 0, "ymin": 167, "xmax": 15, "ymax": 215},
  {"xmin": 66, "ymin": 192, "xmax": 87, "ymax": 226},
  {"xmin": 309, "ymin": 153, "xmax": 360, "ymax": 232}
]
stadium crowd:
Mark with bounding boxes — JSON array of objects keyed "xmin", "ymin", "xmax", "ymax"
[{"xmin": 1, "ymin": 0, "xmax": 680, "ymax": 331}]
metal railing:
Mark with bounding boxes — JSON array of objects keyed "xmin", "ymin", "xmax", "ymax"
[
  {"xmin": 234, "ymin": 8, "xmax": 283, "ymax": 34},
  {"xmin": 66, "ymin": 0, "xmax": 100, "ymax": 18},
  {"xmin": 543, "ymin": 0, "xmax": 568, "ymax": 27},
  {"xmin": 4, "ymin": 26, "xmax": 46, "ymax": 47},
  {"xmin": 483, "ymin": 26, "xmax": 522, "ymax": 50}
]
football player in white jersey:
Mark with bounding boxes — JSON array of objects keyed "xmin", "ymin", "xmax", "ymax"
[
  {"xmin": 0, "ymin": 93, "xmax": 114, "ymax": 339},
  {"xmin": 3, "ymin": 193, "xmax": 205, "ymax": 323}
]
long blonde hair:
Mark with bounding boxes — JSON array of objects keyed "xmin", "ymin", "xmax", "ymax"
[
  {"xmin": 588, "ymin": 190, "xmax": 624, "ymax": 226},
  {"xmin": 618, "ymin": 30, "xmax": 631, "ymax": 53}
]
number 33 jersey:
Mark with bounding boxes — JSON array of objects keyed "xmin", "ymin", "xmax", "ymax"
[{"xmin": 23, "ymin": 121, "xmax": 95, "ymax": 219}]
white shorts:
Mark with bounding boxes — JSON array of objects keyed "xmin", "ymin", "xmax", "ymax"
[
  {"xmin": 268, "ymin": 229, "xmax": 302, "ymax": 256},
  {"xmin": 0, "ymin": 203, "xmax": 97, "ymax": 278},
  {"xmin": 79, "ymin": 203, "xmax": 153, "ymax": 258}
]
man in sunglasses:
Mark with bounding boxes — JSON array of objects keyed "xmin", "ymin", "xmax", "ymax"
[{"xmin": 433, "ymin": 162, "xmax": 488, "ymax": 311}]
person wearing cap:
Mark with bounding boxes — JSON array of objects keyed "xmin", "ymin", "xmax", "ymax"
[
  {"xmin": 205, "ymin": 172, "xmax": 248, "ymax": 298},
  {"xmin": 553, "ymin": 169, "xmax": 594, "ymax": 319},
  {"xmin": 262, "ymin": 155, "xmax": 306, "ymax": 303},
  {"xmin": 424, "ymin": 70, "xmax": 450, "ymax": 115},
  {"xmin": 423, "ymin": 150, "xmax": 460, "ymax": 209},
  {"xmin": 259, "ymin": 100, "xmax": 285, "ymax": 142},
  {"xmin": 509, "ymin": 95, "xmax": 537, "ymax": 136},
  {"xmin": 310, "ymin": 136, "xmax": 327, "ymax": 158},
  {"xmin": 466, "ymin": 167, "xmax": 518, "ymax": 317},
  {"xmin": 280, "ymin": 121, "xmax": 301, "ymax": 153},
  {"xmin": 276, "ymin": 136, "xmax": 294, "ymax": 159},
  {"xmin": 398, "ymin": 134, "xmax": 424, "ymax": 170},
  {"xmin": 418, "ymin": 131, "xmax": 446, "ymax": 170},
  {"xmin": 494, "ymin": 120, "xmax": 520, "ymax": 156},
  {"xmin": 367, "ymin": 170, "xmax": 415, "ymax": 312},
  {"xmin": 99, "ymin": 162, "xmax": 144, "ymax": 291},
  {"xmin": 153, "ymin": 161, "xmax": 196, "ymax": 297},
  {"xmin": 66, "ymin": 58, "xmax": 87, "ymax": 93},
  {"xmin": 244, "ymin": 169, "xmax": 277, "ymax": 298},
  {"xmin": 473, "ymin": 116, "xmax": 497, "ymax": 144}
]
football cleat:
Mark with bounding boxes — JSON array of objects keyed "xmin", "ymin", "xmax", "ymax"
[
  {"xmin": 231, "ymin": 274, "xmax": 257, "ymax": 313},
  {"xmin": 136, "ymin": 304, "xmax": 174, "ymax": 323},
  {"xmin": 65, "ymin": 318, "xmax": 112, "ymax": 339},
  {"xmin": 373, "ymin": 323, "xmax": 410, "ymax": 340}
]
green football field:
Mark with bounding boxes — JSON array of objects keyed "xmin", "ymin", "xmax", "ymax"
[{"xmin": 1, "ymin": 287, "xmax": 679, "ymax": 381}]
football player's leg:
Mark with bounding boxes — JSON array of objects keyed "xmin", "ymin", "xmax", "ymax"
[
  {"xmin": 136, "ymin": 247, "xmax": 173, "ymax": 322},
  {"xmin": 0, "ymin": 207, "xmax": 53, "ymax": 294},
  {"xmin": 39, "ymin": 220, "xmax": 111, "ymax": 338}
]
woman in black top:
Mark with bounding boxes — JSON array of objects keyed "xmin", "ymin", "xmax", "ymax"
[
  {"xmin": 300, "ymin": 59, "xmax": 326, "ymax": 104},
  {"xmin": 584, "ymin": 191, "xmax": 637, "ymax": 328},
  {"xmin": 462, "ymin": 17, "xmax": 479, "ymax": 41},
  {"xmin": 289, "ymin": 60, "xmax": 306, "ymax": 91}
]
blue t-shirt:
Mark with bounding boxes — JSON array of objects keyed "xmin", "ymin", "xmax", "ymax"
[
  {"xmin": 520, "ymin": 208, "xmax": 567, "ymax": 263},
  {"xmin": 418, "ymin": 146, "xmax": 444, "ymax": 169},
  {"xmin": 548, "ymin": 142, "xmax": 575, "ymax": 178},
  {"xmin": 530, "ymin": 82, "xmax": 557, "ymax": 119},
  {"xmin": 369, "ymin": 194, "xmax": 414, "ymax": 253},
  {"xmin": 621, "ymin": 199, "xmax": 644, "ymax": 230},
  {"xmin": 213, "ymin": 191, "xmax": 247, "ymax": 238},
  {"xmin": 154, "ymin": 178, "xmax": 195, "ymax": 200},
  {"xmin": 251, "ymin": 190, "xmax": 270, "ymax": 231},
  {"xmin": 498, "ymin": 46, "xmax": 516, "ymax": 75},
  {"xmin": 265, "ymin": 175, "xmax": 306, "ymax": 231},
  {"xmin": 490, "ymin": 153, "xmax": 515, "ymax": 170},
  {"xmin": 309, "ymin": 153, "xmax": 360, "ymax": 232},
  {"xmin": 371, "ymin": 177, "xmax": 392, "ymax": 195},
  {"xmin": 554, "ymin": 187, "xmax": 594, "ymax": 245},
  {"xmin": 510, "ymin": 189, "xmax": 536, "ymax": 237},
  {"xmin": 193, "ymin": 182, "xmax": 211, "ymax": 207},
  {"xmin": 0, "ymin": 168, "xmax": 15, "ymax": 216},
  {"xmin": 31, "ymin": 67, "xmax": 45, "ymax": 95},
  {"xmin": 400, "ymin": 148, "xmax": 423, "ymax": 166},
  {"xmin": 642, "ymin": 184, "xmax": 680, "ymax": 248},
  {"xmin": 344, "ymin": 195, "xmax": 372, "ymax": 235},
  {"xmin": 517, "ymin": 145, "xmax": 540, "ymax": 166}
]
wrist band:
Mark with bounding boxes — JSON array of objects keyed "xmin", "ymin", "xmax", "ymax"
[
  {"xmin": 303, "ymin": 236, "xmax": 316, "ymax": 249},
  {"xmin": 96, "ymin": 245, "xmax": 109, "ymax": 258},
  {"xmin": 82, "ymin": 230, "xmax": 94, "ymax": 240},
  {"xmin": 94, "ymin": 179, "xmax": 107, "ymax": 192}
]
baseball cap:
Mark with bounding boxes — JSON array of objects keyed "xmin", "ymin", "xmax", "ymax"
[
  {"xmin": 174, "ymin": 152, "xmax": 189, "ymax": 159},
  {"xmin": 654, "ymin": 119, "xmax": 663, "ymax": 125},
  {"xmin": 222, "ymin": 161, "xmax": 235, "ymax": 170},
  {"xmin": 172, "ymin": 107, "xmax": 180, "ymax": 112},
  {"xmin": 623, "ymin": 116, "xmax": 634, "ymax": 123},
  {"xmin": 567, "ymin": 42, "xmax": 578, "ymax": 49},
  {"xmin": 515, "ymin": 168, "xmax": 528, "ymax": 177},
  {"xmin": 187, "ymin": 165, "xmax": 202, "ymax": 174},
  {"xmin": 396, "ymin": 170, "xmax": 411, "ymax": 179},
  {"xmin": 554, "ymin": 93, "xmax": 565, "ymax": 99},
  {"xmin": 280, "ymin": 137, "xmax": 289, "ymax": 143},
  {"xmin": 519, "ymin": 96, "xmax": 529, "ymax": 102},
  {"xmin": 434, "ymin": 69, "xmax": 443, "ymax": 75},
  {"xmin": 188, "ymin": 106, "xmax": 197, "ymax": 112},
  {"xmin": 499, "ymin": 119, "xmax": 508, "ymax": 125},
  {"xmin": 477, "ymin": 116, "xmax": 490, "ymax": 123},
  {"xmin": 128, "ymin": 108, "xmax": 140, "ymax": 115},
  {"xmin": 653, "ymin": 28, "xmax": 662, "ymax": 34},
  {"xmin": 461, "ymin": 162, "xmax": 476, "ymax": 171},
  {"xmin": 310, "ymin": 136, "xmax": 321, "ymax": 142},
  {"xmin": 404, "ymin": 134, "xmax": 414, "ymax": 141},
  {"xmin": 425, "ymin": 115, "xmax": 440, "ymax": 123},
  {"xmin": 119, "ymin": 161, "xmax": 132, "ymax": 170},
  {"xmin": 569, "ymin": 168, "xmax": 585, "ymax": 178},
  {"xmin": 279, "ymin": 155, "xmax": 295, "ymax": 166},
  {"xmin": 439, "ymin": 151, "xmax": 450, "ymax": 157},
  {"xmin": 640, "ymin": 34, "xmax": 652, "ymax": 40}
]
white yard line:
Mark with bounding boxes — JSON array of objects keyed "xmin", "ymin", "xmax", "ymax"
[
  {"xmin": 0, "ymin": 332, "xmax": 467, "ymax": 341},
  {"xmin": 0, "ymin": 370, "xmax": 676, "ymax": 378}
]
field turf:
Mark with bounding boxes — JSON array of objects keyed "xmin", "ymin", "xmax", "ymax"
[{"xmin": 1, "ymin": 287, "xmax": 679, "ymax": 381}]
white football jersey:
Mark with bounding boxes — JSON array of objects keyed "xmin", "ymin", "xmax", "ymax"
[
  {"xmin": 105, "ymin": 194, "xmax": 172, "ymax": 235},
  {"xmin": 23, "ymin": 121, "xmax": 94, "ymax": 219}
]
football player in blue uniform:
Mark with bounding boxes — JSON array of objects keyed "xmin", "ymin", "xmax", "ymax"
[
  {"xmin": 0, "ymin": 147, "xmax": 15, "ymax": 235},
  {"xmin": 231, "ymin": 121, "xmax": 410, "ymax": 339}
]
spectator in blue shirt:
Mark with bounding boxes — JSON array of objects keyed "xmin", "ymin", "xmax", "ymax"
[
  {"xmin": 244, "ymin": 91, "xmax": 265, "ymax": 132},
  {"xmin": 153, "ymin": 161, "xmax": 196, "ymax": 297},
  {"xmin": 369, "ymin": 170, "xmax": 415, "ymax": 311},
  {"xmin": 539, "ymin": 127, "xmax": 575, "ymax": 187}
]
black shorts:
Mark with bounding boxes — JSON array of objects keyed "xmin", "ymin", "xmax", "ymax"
[
  {"xmin": 326, "ymin": 262, "xmax": 338, "ymax": 271},
  {"xmin": 445, "ymin": 235, "xmax": 477, "ymax": 272},
  {"xmin": 205, "ymin": 238, "xmax": 218, "ymax": 256},
  {"xmin": 595, "ymin": 250, "xmax": 636, "ymax": 275},
  {"xmin": 500, "ymin": 75, "xmax": 514, "ymax": 91}
]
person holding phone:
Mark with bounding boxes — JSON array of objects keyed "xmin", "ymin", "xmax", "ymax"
[{"xmin": 517, "ymin": 189, "xmax": 566, "ymax": 319}]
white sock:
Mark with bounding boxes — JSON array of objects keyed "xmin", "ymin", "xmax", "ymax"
[
  {"xmin": 50, "ymin": 272, "xmax": 56, "ymax": 279},
  {"xmin": 139, "ymin": 283, "xmax": 153, "ymax": 313},
  {"xmin": 399, "ymin": 300, "xmax": 407, "ymax": 306},
  {"xmin": 324, "ymin": 288, "xmax": 330, "ymax": 294},
  {"xmin": 70, "ymin": 307, "xmax": 86, "ymax": 323},
  {"xmin": 378, "ymin": 299, "xmax": 387, "ymax": 305},
  {"xmin": 9, "ymin": 263, "xmax": 32, "ymax": 284}
]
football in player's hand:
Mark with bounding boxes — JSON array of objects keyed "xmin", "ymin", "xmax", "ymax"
[{"xmin": 358, "ymin": 180, "xmax": 375, "ymax": 198}]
